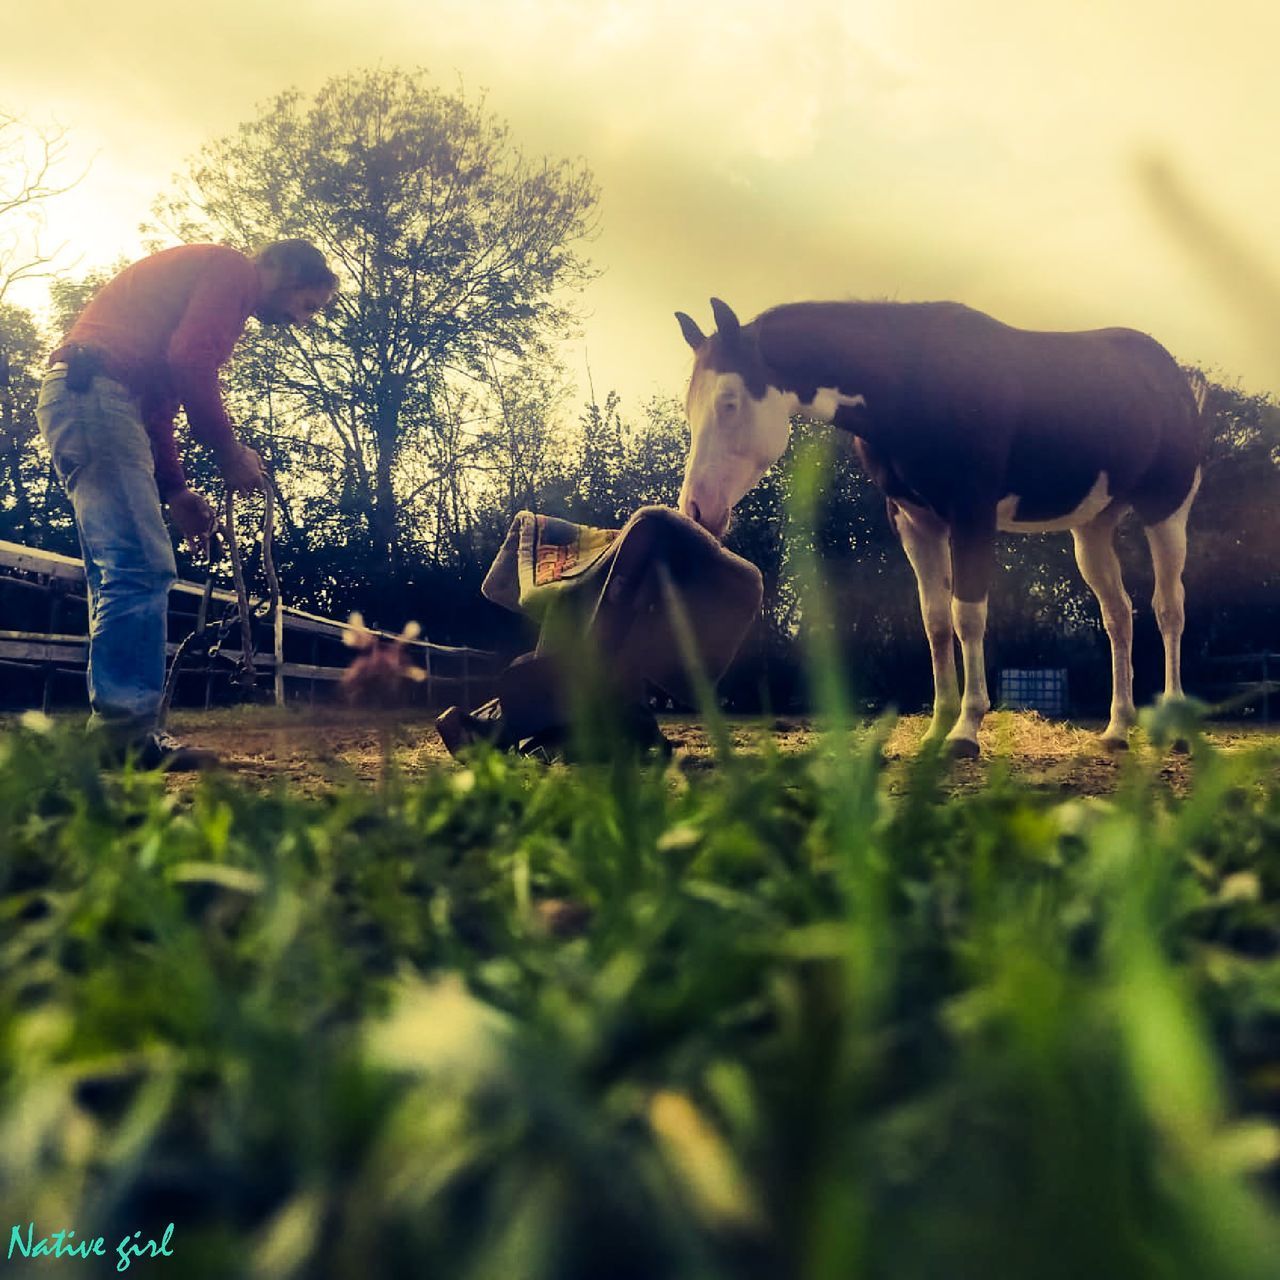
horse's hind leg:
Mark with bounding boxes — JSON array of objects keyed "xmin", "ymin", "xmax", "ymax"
[
  {"xmin": 892, "ymin": 501, "xmax": 960, "ymax": 744},
  {"xmin": 1072, "ymin": 503, "xmax": 1136, "ymax": 748},
  {"xmin": 945, "ymin": 510, "xmax": 997, "ymax": 758},
  {"xmin": 1142, "ymin": 468, "xmax": 1201, "ymax": 705}
]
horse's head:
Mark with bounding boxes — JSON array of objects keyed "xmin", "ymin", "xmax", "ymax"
[{"xmin": 675, "ymin": 298, "xmax": 794, "ymax": 540}]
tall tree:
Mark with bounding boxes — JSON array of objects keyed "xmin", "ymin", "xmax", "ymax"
[
  {"xmin": 0, "ymin": 301, "xmax": 76, "ymax": 551},
  {"xmin": 553, "ymin": 391, "xmax": 687, "ymax": 528},
  {"xmin": 148, "ymin": 67, "xmax": 599, "ymax": 608}
]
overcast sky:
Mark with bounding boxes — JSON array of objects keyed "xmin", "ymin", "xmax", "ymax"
[{"xmin": 3, "ymin": 0, "xmax": 1278, "ymax": 410}]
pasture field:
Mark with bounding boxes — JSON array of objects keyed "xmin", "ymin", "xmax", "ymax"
[{"xmin": 2, "ymin": 707, "xmax": 1279, "ymax": 1278}]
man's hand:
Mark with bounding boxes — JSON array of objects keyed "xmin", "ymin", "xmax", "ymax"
[
  {"xmin": 166, "ymin": 488, "xmax": 218, "ymax": 559},
  {"xmin": 218, "ymin": 442, "xmax": 266, "ymax": 494}
]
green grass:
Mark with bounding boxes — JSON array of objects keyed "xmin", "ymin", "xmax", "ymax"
[{"xmin": 1, "ymin": 707, "xmax": 1279, "ymax": 1279}]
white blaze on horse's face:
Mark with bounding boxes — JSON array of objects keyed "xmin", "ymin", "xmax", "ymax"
[{"xmin": 679, "ymin": 371, "xmax": 794, "ymax": 539}]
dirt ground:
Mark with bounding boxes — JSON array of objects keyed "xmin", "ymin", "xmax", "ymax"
[{"xmin": 120, "ymin": 705, "xmax": 1279, "ymax": 798}]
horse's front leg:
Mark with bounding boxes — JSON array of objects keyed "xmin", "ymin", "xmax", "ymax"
[{"xmin": 1143, "ymin": 470, "xmax": 1199, "ymax": 704}]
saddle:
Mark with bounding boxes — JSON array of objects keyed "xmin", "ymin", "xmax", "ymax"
[{"xmin": 436, "ymin": 505, "xmax": 764, "ymax": 761}]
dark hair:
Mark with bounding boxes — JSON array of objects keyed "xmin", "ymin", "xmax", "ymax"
[{"xmin": 255, "ymin": 239, "xmax": 339, "ymax": 291}]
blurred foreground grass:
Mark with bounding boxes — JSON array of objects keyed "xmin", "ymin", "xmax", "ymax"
[{"xmin": 1, "ymin": 711, "xmax": 1279, "ymax": 1279}]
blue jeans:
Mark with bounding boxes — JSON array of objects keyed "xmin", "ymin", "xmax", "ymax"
[{"xmin": 36, "ymin": 368, "xmax": 176, "ymax": 741}]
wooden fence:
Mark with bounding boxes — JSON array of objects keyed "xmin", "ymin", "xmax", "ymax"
[
  {"xmin": 0, "ymin": 539, "xmax": 498, "ymax": 713},
  {"xmin": 1201, "ymin": 652, "xmax": 1280, "ymax": 723}
]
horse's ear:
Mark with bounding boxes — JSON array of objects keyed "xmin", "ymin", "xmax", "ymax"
[
  {"xmin": 709, "ymin": 297, "xmax": 741, "ymax": 340},
  {"xmin": 675, "ymin": 311, "xmax": 706, "ymax": 350}
]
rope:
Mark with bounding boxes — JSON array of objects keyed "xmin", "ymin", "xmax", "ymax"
[
  {"xmin": 157, "ymin": 482, "xmax": 280, "ymax": 726},
  {"xmin": 261, "ymin": 484, "xmax": 282, "ymax": 703},
  {"xmin": 222, "ymin": 488, "xmax": 256, "ymax": 688}
]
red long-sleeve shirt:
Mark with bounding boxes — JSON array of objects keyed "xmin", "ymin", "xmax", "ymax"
[{"xmin": 52, "ymin": 244, "xmax": 262, "ymax": 497}]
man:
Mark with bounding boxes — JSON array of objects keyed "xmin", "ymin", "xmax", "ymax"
[{"xmin": 36, "ymin": 239, "xmax": 338, "ymax": 769}]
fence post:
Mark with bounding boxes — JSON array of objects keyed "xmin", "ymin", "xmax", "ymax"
[
  {"xmin": 41, "ymin": 582, "xmax": 61, "ymax": 714},
  {"xmin": 274, "ymin": 599, "xmax": 285, "ymax": 707}
]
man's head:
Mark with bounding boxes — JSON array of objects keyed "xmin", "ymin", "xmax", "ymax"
[{"xmin": 253, "ymin": 239, "xmax": 339, "ymax": 325}]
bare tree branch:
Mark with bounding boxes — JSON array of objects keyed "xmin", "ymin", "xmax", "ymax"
[{"xmin": 0, "ymin": 111, "xmax": 86, "ymax": 304}]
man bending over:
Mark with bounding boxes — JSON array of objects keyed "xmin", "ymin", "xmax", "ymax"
[{"xmin": 37, "ymin": 239, "xmax": 338, "ymax": 769}]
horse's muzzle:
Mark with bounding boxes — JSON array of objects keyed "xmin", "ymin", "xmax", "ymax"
[{"xmin": 681, "ymin": 495, "xmax": 732, "ymax": 541}]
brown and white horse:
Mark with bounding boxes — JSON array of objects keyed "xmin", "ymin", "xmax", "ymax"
[{"xmin": 675, "ymin": 298, "xmax": 1205, "ymax": 756}]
